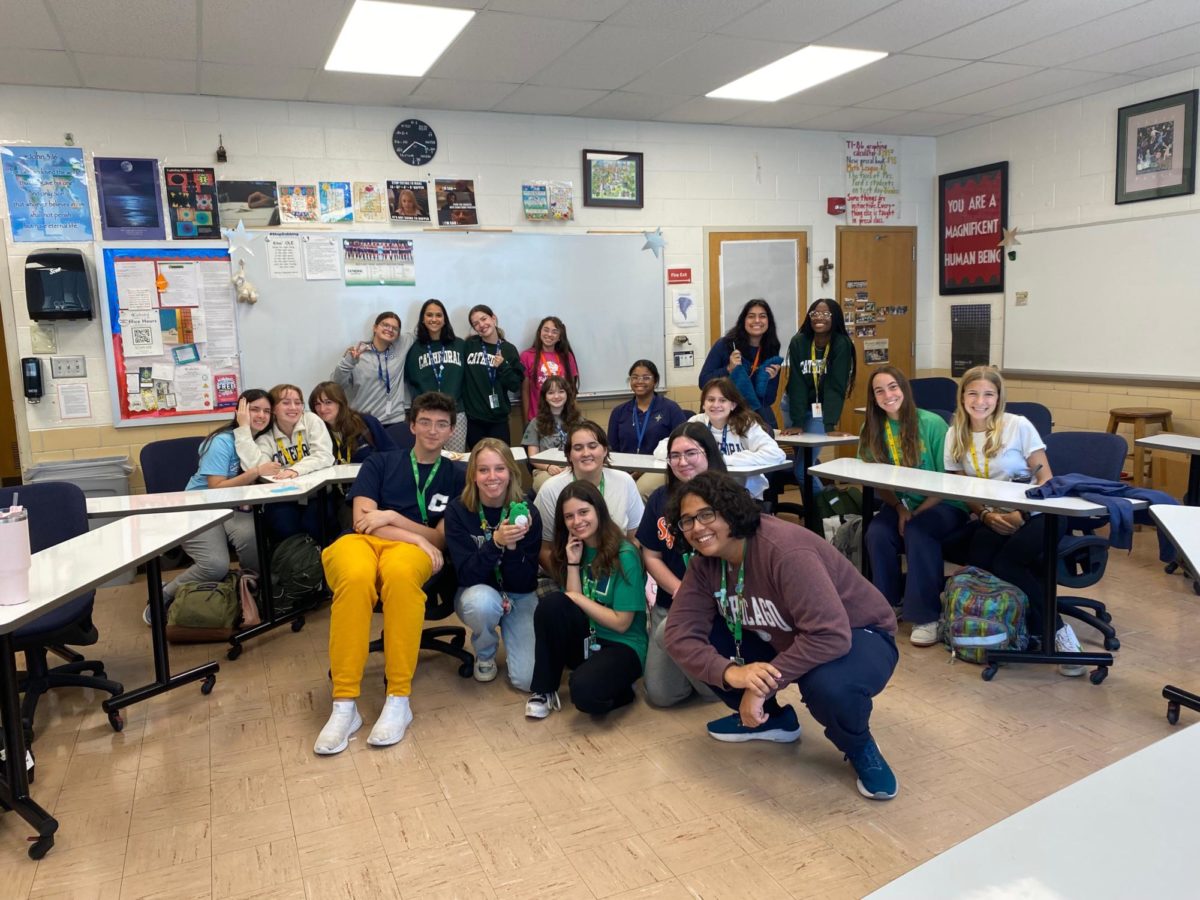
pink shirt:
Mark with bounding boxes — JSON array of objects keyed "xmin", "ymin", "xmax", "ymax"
[{"xmin": 519, "ymin": 348, "xmax": 578, "ymax": 418}]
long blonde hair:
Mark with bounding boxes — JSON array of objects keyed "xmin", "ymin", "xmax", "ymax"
[
  {"xmin": 460, "ymin": 439, "xmax": 526, "ymax": 510},
  {"xmin": 948, "ymin": 366, "xmax": 1007, "ymax": 462}
]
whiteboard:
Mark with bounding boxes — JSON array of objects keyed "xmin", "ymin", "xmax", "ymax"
[
  {"xmin": 236, "ymin": 231, "xmax": 664, "ymax": 397},
  {"xmin": 1002, "ymin": 211, "xmax": 1200, "ymax": 381}
]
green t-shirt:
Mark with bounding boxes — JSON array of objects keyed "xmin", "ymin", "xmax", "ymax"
[
  {"xmin": 859, "ymin": 408, "xmax": 965, "ymax": 511},
  {"xmin": 582, "ymin": 541, "xmax": 648, "ymax": 667}
]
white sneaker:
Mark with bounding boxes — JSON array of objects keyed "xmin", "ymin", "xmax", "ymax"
[
  {"xmin": 910, "ymin": 621, "xmax": 940, "ymax": 647},
  {"xmin": 525, "ymin": 691, "xmax": 561, "ymax": 719},
  {"xmin": 367, "ymin": 695, "xmax": 413, "ymax": 747},
  {"xmin": 314, "ymin": 700, "xmax": 362, "ymax": 755},
  {"xmin": 1055, "ymin": 624, "xmax": 1086, "ymax": 677},
  {"xmin": 474, "ymin": 658, "xmax": 498, "ymax": 683}
]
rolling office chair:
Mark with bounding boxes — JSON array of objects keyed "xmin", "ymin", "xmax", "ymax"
[
  {"xmin": 910, "ymin": 377, "xmax": 958, "ymax": 413},
  {"xmin": 384, "ymin": 422, "xmax": 415, "ymax": 452},
  {"xmin": 1007, "ymin": 401, "xmax": 1054, "ymax": 440},
  {"xmin": 4, "ymin": 483, "xmax": 123, "ymax": 739},
  {"xmin": 140, "ymin": 436, "xmax": 204, "ymax": 569}
]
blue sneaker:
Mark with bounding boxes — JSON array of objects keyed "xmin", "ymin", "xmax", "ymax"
[
  {"xmin": 706, "ymin": 705, "xmax": 801, "ymax": 743},
  {"xmin": 845, "ymin": 738, "xmax": 897, "ymax": 800}
]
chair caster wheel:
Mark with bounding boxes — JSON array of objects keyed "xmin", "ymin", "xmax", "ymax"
[
  {"xmin": 108, "ymin": 711, "xmax": 124, "ymax": 732},
  {"xmin": 28, "ymin": 835, "xmax": 53, "ymax": 859},
  {"xmin": 201, "ymin": 675, "xmax": 216, "ymax": 695},
  {"xmin": 1104, "ymin": 636, "xmax": 1120, "ymax": 651},
  {"xmin": 458, "ymin": 662, "xmax": 473, "ymax": 678},
  {"xmin": 291, "ymin": 617, "xmax": 305, "ymax": 633},
  {"xmin": 1167, "ymin": 701, "xmax": 1180, "ymax": 725},
  {"xmin": 1089, "ymin": 667, "xmax": 1108, "ymax": 685},
  {"xmin": 226, "ymin": 644, "xmax": 242, "ymax": 661},
  {"xmin": 981, "ymin": 665, "xmax": 997, "ymax": 682},
  {"xmin": 1165, "ymin": 562, "xmax": 1178, "ymax": 574},
  {"xmin": 1098, "ymin": 611, "xmax": 1113, "ymax": 624}
]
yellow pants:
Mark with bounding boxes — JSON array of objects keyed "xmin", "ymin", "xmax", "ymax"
[{"xmin": 322, "ymin": 533, "xmax": 433, "ymax": 699}]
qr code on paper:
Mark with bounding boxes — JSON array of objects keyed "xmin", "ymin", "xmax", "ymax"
[{"xmin": 132, "ymin": 327, "xmax": 151, "ymax": 345}]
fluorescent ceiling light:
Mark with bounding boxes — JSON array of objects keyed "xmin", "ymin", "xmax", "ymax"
[
  {"xmin": 707, "ymin": 45, "xmax": 887, "ymax": 102},
  {"xmin": 326, "ymin": 1, "xmax": 474, "ymax": 77}
]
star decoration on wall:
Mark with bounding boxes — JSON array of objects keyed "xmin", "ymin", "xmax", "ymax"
[
  {"xmin": 642, "ymin": 228, "xmax": 666, "ymax": 258},
  {"xmin": 997, "ymin": 226, "xmax": 1021, "ymax": 249},
  {"xmin": 221, "ymin": 219, "xmax": 261, "ymax": 256}
]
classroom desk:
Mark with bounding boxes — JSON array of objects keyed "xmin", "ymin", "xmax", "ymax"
[
  {"xmin": 0, "ymin": 509, "xmax": 230, "ymax": 860},
  {"xmin": 809, "ymin": 457, "xmax": 1122, "ymax": 682},
  {"xmin": 866, "ymin": 721, "xmax": 1200, "ymax": 899},
  {"xmin": 1136, "ymin": 432, "xmax": 1200, "ymax": 505},
  {"xmin": 1149, "ymin": 505, "xmax": 1200, "ymax": 724},
  {"xmin": 775, "ymin": 432, "xmax": 860, "ymax": 532},
  {"xmin": 530, "ymin": 449, "xmax": 787, "ymax": 476}
]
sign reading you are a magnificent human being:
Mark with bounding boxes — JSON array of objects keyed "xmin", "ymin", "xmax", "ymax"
[{"xmin": 939, "ymin": 161, "xmax": 1008, "ymax": 295}]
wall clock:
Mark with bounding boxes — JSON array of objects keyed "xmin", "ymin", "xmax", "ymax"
[{"xmin": 392, "ymin": 118, "xmax": 437, "ymax": 166}]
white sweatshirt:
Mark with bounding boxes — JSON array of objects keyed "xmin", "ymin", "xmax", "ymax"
[
  {"xmin": 234, "ymin": 410, "xmax": 334, "ymax": 477},
  {"xmin": 653, "ymin": 413, "xmax": 785, "ymax": 499}
]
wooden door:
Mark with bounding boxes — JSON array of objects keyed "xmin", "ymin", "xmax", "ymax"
[{"xmin": 835, "ymin": 226, "xmax": 917, "ymax": 432}]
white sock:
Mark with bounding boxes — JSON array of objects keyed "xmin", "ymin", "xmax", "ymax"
[{"xmin": 367, "ymin": 695, "xmax": 413, "ymax": 747}]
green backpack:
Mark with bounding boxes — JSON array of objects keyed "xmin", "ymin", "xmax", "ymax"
[
  {"xmin": 814, "ymin": 485, "xmax": 863, "ymax": 521},
  {"xmin": 166, "ymin": 572, "xmax": 240, "ymax": 643},
  {"xmin": 270, "ymin": 534, "xmax": 327, "ymax": 615}
]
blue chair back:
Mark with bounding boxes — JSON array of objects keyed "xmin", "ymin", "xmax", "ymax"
[
  {"xmin": 1007, "ymin": 402, "xmax": 1053, "ymax": 441},
  {"xmin": 385, "ymin": 422, "xmax": 415, "ymax": 451},
  {"xmin": 141, "ymin": 436, "xmax": 204, "ymax": 493},
  {"xmin": 1044, "ymin": 432, "xmax": 1125, "ymax": 481},
  {"xmin": 910, "ymin": 377, "xmax": 958, "ymax": 412},
  {"xmin": 928, "ymin": 408, "xmax": 954, "ymax": 425}
]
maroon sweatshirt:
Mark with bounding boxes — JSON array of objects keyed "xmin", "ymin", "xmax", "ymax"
[{"xmin": 664, "ymin": 515, "xmax": 896, "ymax": 691}]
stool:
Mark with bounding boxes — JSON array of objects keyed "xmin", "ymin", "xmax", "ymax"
[{"xmin": 1107, "ymin": 407, "xmax": 1173, "ymax": 487}]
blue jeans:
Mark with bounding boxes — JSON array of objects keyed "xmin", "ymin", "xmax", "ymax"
[
  {"xmin": 455, "ymin": 584, "xmax": 537, "ymax": 690},
  {"xmin": 866, "ymin": 502, "xmax": 968, "ymax": 625},
  {"xmin": 791, "ymin": 413, "xmax": 825, "ymax": 495}
]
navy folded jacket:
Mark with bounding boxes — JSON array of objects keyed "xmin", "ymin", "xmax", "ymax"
[{"xmin": 1026, "ymin": 474, "xmax": 1178, "ymax": 561}]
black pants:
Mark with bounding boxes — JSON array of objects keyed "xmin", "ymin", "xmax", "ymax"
[
  {"xmin": 706, "ymin": 618, "xmax": 898, "ymax": 755},
  {"xmin": 529, "ymin": 592, "xmax": 642, "ymax": 715},
  {"xmin": 466, "ymin": 417, "xmax": 510, "ymax": 450},
  {"xmin": 965, "ymin": 516, "xmax": 1066, "ymax": 633}
]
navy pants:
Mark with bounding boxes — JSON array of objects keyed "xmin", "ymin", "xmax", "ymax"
[
  {"xmin": 466, "ymin": 417, "xmax": 510, "ymax": 451},
  {"xmin": 867, "ymin": 502, "xmax": 968, "ymax": 624},
  {"xmin": 265, "ymin": 498, "xmax": 325, "ymax": 545},
  {"xmin": 707, "ymin": 620, "xmax": 898, "ymax": 755},
  {"xmin": 967, "ymin": 515, "xmax": 1066, "ymax": 633}
]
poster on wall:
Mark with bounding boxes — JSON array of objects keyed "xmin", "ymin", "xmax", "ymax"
[
  {"xmin": 343, "ymin": 238, "xmax": 414, "ymax": 286},
  {"xmin": 353, "ymin": 182, "xmax": 387, "ymax": 223},
  {"xmin": 318, "ymin": 181, "xmax": 353, "ymax": 223},
  {"xmin": 938, "ymin": 161, "xmax": 1007, "ymax": 295},
  {"xmin": 522, "ymin": 180, "xmax": 574, "ymax": 221},
  {"xmin": 1, "ymin": 146, "xmax": 94, "ymax": 242},
  {"xmin": 94, "ymin": 157, "xmax": 165, "ymax": 241},
  {"xmin": 278, "ymin": 184, "xmax": 319, "ymax": 223},
  {"xmin": 388, "ymin": 180, "xmax": 430, "ymax": 221},
  {"xmin": 845, "ymin": 139, "xmax": 899, "ymax": 225},
  {"xmin": 164, "ymin": 167, "xmax": 220, "ymax": 239},
  {"xmin": 217, "ymin": 179, "xmax": 279, "ymax": 228},
  {"xmin": 435, "ymin": 178, "xmax": 478, "ymax": 226}
]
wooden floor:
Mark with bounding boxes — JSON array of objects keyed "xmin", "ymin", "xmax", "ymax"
[{"xmin": 1, "ymin": 520, "xmax": 1197, "ymax": 899}]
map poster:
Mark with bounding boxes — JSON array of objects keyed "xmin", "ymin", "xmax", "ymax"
[
  {"xmin": 164, "ymin": 167, "xmax": 220, "ymax": 239},
  {"xmin": 1, "ymin": 146, "xmax": 94, "ymax": 242},
  {"xmin": 94, "ymin": 157, "xmax": 165, "ymax": 241}
]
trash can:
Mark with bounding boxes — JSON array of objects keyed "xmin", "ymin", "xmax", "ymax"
[{"xmin": 24, "ymin": 455, "xmax": 135, "ymax": 587}]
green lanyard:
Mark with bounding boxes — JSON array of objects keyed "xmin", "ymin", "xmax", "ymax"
[
  {"xmin": 410, "ymin": 451, "xmax": 443, "ymax": 525},
  {"xmin": 478, "ymin": 504, "xmax": 507, "ymax": 596},
  {"xmin": 571, "ymin": 473, "xmax": 606, "ymax": 495},
  {"xmin": 718, "ymin": 541, "xmax": 747, "ymax": 664},
  {"xmin": 581, "ymin": 563, "xmax": 601, "ymax": 651}
]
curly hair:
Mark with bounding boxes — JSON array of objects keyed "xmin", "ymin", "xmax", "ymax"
[
  {"xmin": 666, "ymin": 471, "xmax": 762, "ymax": 541},
  {"xmin": 408, "ymin": 390, "xmax": 458, "ymax": 428},
  {"xmin": 533, "ymin": 375, "xmax": 582, "ymax": 443},
  {"xmin": 551, "ymin": 480, "xmax": 625, "ymax": 584}
]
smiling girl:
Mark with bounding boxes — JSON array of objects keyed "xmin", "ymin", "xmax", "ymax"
[
  {"xmin": 308, "ymin": 381, "xmax": 394, "ymax": 465},
  {"xmin": 522, "ymin": 375, "xmax": 583, "ymax": 491},
  {"xmin": 462, "ymin": 304, "xmax": 524, "ymax": 448},
  {"xmin": 404, "ymin": 298, "xmax": 467, "ymax": 451},
  {"xmin": 520, "ymin": 316, "xmax": 579, "ymax": 421},
  {"xmin": 331, "ymin": 311, "xmax": 413, "ymax": 426},
  {"xmin": 699, "ymin": 299, "xmax": 784, "ymax": 429}
]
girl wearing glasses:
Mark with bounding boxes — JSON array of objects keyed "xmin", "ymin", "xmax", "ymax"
[
  {"xmin": 404, "ymin": 299, "xmax": 468, "ymax": 451},
  {"xmin": 519, "ymin": 316, "xmax": 580, "ymax": 421},
  {"xmin": 462, "ymin": 304, "xmax": 524, "ymax": 448},
  {"xmin": 525, "ymin": 480, "xmax": 647, "ymax": 719},
  {"xmin": 608, "ymin": 360, "xmax": 689, "ymax": 499},
  {"xmin": 331, "ymin": 311, "xmax": 413, "ymax": 426},
  {"xmin": 522, "ymin": 375, "xmax": 584, "ymax": 491},
  {"xmin": 664, "ymin": 471, "xmax": 900, "ymax": 800},
  {"xmin": 637, "ymin": 422, "xmax": 726, "ymax": 707},
  {"xmin": 699, "ymin": 299, "xmax": 784, "ymax": 429},
  {"xmin": 784, "ymin": 299, "xmax": 856, "ymax": 435}
]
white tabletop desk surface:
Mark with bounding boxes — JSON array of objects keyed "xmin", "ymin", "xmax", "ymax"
[
  {"xmin": 531, "ymin": 449, "xmax": 791, "ymax": 476},
  {"xmin": 775, "ymin": 432, "xmax": 860, "ymax": 449},
  {"xmin": 868, "ymin": 722, "xmax": 1200, "ymax": 899},
  {"xmin": 1150, "ymin": 505, "xmax": 1200, "ymax": 569},
  {"xmin": 809, "ymin": 457, "xmax": 1111, "ymax": 517},
  {"xmin": 1135, "ymin": 433, "xmax": 1200, "ymax": 455},
  {"xmin": 0, "ymin": 509, "xmax": 231, "ymax": 634}
]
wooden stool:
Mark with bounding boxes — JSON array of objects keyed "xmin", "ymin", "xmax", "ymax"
[{"xmin": 1107, "ymin": 407, "xmax": 1174, "ymax": 486}]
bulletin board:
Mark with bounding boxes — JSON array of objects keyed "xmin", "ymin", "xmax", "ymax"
[{"xmin": 98, "ymin": 242, "xmax": 242, "ymax": 426}]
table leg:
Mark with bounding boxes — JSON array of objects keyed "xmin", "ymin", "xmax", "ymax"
[
  {"xmin": 1134, "ymin": 420, "xmax": 1148, "ymax": 487},
  {"xmin": 859, "ymin": 485, "xmax": 874, "ymax": 580},
  {"xmin": 802, "ymin": 448, "xmax": 820, "ymax": 534},
  {"xmin": 1186, "ymin": 456, "xmax": 1200, "ymax": 507},
  {"xmin": 226, "ymin": 504, "xmax": 308, "ymax": 661},
  {"xmin": 0, "ymin": 633, "xmax": 57, "ymax": 858}
]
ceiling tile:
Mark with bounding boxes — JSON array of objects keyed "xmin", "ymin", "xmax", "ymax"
[
  {"xmin": 49, "ymin": 0, "xmax": 197, "ymax": 59},
  {"xmin": 869, "ymin": 109, "xmax": 974, "ymax": 134},
  {"xmin": 305, "ymin": 71, "xmax": 421, "ymax": 106},
  {"xmin": 983, "ymin": 73, "xmax": 1142, "ymax": 118},
  {"xmin": 928, "ymin": 68, "xmax": 1106, "ymax": 115},
  {"xmin": 922, "ymin": 114, "xmax": 998, "ymax": 136},
  {"xmin": 407, "ymin": 78, "xmax": 519, "ymax": 112},
  {"xmin": 717, "ymin": 0, "xmax": 897, "ymax": 43},
  {"xmin": 725, "ymin": 101, "xmax": 845, "ymax": 129},
  {"xmin": 75, "ymin": 53, "xmax": 197, "ymax": 94},
  {"xmin": 793, "ymin": 54, "xmax": 968, "ymax": 107},
  {"xmin": 528, "ymin": 25, "xmax": 703, "ymax": 91},
  {"xmin": 0, "ymin": 0, "xmax": 64, "ymax": 50},
  {"xmin": 865, "ymin": 61, "xmax": 1041, "ymax": 111},
  {"xmin": 1130, "ymin": 50, "xmax": 1200, "ymax": 79},
  {"xmin": 654, "ymin": 97, "xmax": 759, "ymax": 125},
  {"xmin": 428, "ymin": 11, "xmax": 595, "ymax": 83},
  {"xmin": 1064, "ymin": 22, "xmax": 1200, "ymax": 74},
  {"xmin": 0, "ymin": 49, "xmax": 79, "ymax": 87},
  {"xmin": 622, "ymin": 35, "xmax": 804, "ymax": 96},
  {"xmin": 488, "ymin": 0, "xmax": 628, "ymax": 20},
  {"xmin": 608, "ymin": 0, "xmax": 763, "ymax": 32},
  {"xmin": 576, "ymin": 91, "xmax": 691, "ymax": 120},
  {"xmin": 781, "ymin": 106, "xmax": 901, "ymax": 131},
  {"xmin": 820, "ymin": 0, "xmax": 1026, "ymax": 52},
  {"xmin": 199, "ymin": 62, "xmax": 315, "ymax": 101},
  {"xmin": 492, "ymin": 84, "xmax": 608, "ymax": 116},
  {"xmin": 201, "ymin": 0, "xmax": 349, "ymax": 68}
]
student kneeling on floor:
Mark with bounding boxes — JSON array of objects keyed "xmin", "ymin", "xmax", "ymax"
[{"xmin": 664, "ymin": 471, "xmax": 901, "ymax": 800}]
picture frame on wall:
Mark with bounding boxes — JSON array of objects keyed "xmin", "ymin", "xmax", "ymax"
[
  {"xmin": 938, "ymin": 161, "xmax": 1008, "ymax": 295},
  {"xmin": 582, "ymin": 149, "xmax": 644, "ymax": 208},
  {"xmin": 1116, "ymin": 89, "xmax": 1197, "ymax": 204}
]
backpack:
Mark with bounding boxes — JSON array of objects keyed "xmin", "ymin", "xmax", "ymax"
[
  {"xmin": 831, "ymin": 515, "xmax": 863, "ymax": 572},
  {"xmin": 940, "ymin": 566, "xmax": 1029, "ymax": 664},
  {"xmin": 166, "ymin": 572, "xmax": 240, "ymax": 643},
  {"xmin": 814, "ymin": 485, "xmax": 863, "ymax": 522},
  {"xmin": 270, "ymin": 534, "xmax": 327, "ymax": 615},
  {"xmin": 239, "ymin": 569, "xmax": 261, "ymax": 628}
]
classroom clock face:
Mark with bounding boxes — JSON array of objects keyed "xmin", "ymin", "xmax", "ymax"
[{"xmin": 392, "ymin": 119, "xmax": 437, "ymax": 166}]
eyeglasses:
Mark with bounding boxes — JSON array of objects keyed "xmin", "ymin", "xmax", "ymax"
[
  {"xmin": 377, "ymin": 323, "xmax": 399, "ymax": 332},
  {"xmin": 415, "ymin": 418, "xmax": 452, "ymax": 430},
  {"xmin": 677, "ymin": 507, "xmax": 717, "ymax": 532},
  {"xmin": 629, "ymin": 375, "xmax": 655, "ymax": 383},
  {"xmin": 313, "ymin": 398, "xmax": 338, "ymax": 407},
  {"xmin": 667, "ymin": 449, "xmax": 704, "ymax": 464},
  {"xmin": 809, "ymin": 311, "xmax": 833, "ymax": 320}
]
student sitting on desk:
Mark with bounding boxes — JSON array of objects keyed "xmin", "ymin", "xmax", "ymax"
[
  {"xmin": 152, "ymin": 390, "xmax": 276, "ymax": 625},
  {"xmin": 404, "ymin": 298, "xmax": 467, "ymax": 451},
  {"xmin": 331, "ymin": 311, "xmax": 413, "ymax": 426},
  {"xmin": 462, "ymin": 304, "xmax": 523, "ymax": 448},
  {"xmin": 858, "ymin": 366, "xmax": 967, "ymax": 647},
  {"xmin": 519, "ymin": 316, "xmax": 579, "ymax": 422},
  {"xmin": 607, "ymin": 359, "xmax": 688, "ymax": 501},
  {"xmin": 664, "ymin": 471, "xmax": 900, "ymax": 800},
  {"xmin": 534, "ymin": 420, "xmax": 644, "ymax": 573},
  {"xmin": 699, "ymin": 299, "xmax": 784, "ymax": 430},
  {"xmin": 316, "ymin": 391, "xmax": 466, "ymax": 754},
  {"xmin": 522, "ymin": 375, "xmax": 583, "ymax": 492},
  {"xmin": 943, "ymin": 366, "xmax": 1085, "ymax": 676},
  {"xmin": 525, "ymin": 481, "xmax": 647, "ymax": 719},
  {"xmin": 655, "ymin": 377, "xmax": 785, "ymax": 501}
]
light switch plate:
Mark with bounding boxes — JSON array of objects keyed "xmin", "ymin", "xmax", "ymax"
[{"xmin": 50, "ymin": 356, "xmax": 86, "ymax": 378}]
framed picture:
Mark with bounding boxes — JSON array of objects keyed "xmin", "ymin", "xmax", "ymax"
[
  {"xmin": 1116, "ymin": 89, "xmax": 1197, "ymax": 204},
  {"xmin": 938, "ymin": 161, "xmax": 1007, "ymax": 295},
  {"xmin": 582, "ymin": 149, "xmax": 644, "ymax": 209}
]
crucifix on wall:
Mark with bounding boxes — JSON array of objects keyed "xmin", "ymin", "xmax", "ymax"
[{"xmin": 819, "ymin": 257, "xmax": 833, "ymax": 286}]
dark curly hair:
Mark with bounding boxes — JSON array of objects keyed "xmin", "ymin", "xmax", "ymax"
[
  {"xmin": 666, "ymin": 471, "xmax": 761, "ymax": 541},
  {"xmin": 407, "ymin": 390, "xmax": 458, "ymax": 428}
]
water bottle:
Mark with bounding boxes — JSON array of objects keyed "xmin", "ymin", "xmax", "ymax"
[{"xmin": 0, "ymin": 506, "xmax": 31, "ymax": 606}]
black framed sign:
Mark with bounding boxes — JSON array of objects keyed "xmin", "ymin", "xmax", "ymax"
[
  {"xmin": 582, "ymin": 149, "xmax": 644, "ymax": 209},
  {"xmin": 939, "ymin": 161, "xmax": 1007, "ymax": 295},
  {"xmin": 1116, "ymin": 89, "xmax": 1197, "ymax": 204}
]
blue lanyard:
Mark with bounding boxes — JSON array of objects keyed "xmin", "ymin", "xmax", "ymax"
[
  {"xmin": 373, "ymin": 345, "xmax": 392, "ymax": 395},
  {"xmin": 719, "ymin": 423, "xmax": 730, "ymax": 454},
  {"xmin": 631, "ymin": 396, "xmax": 654, "ymax": 451},
  {"xmin": 427, "ymin": 341, "xmax": 445, "ymax": 388},
  {"xmin": 486, "ymin": 341, "xmax": 499, "ymax": 388}
]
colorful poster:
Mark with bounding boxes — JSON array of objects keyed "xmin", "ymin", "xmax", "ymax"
[
  {"xmin": 216, "ymin": 179, "xmax": 279, "ymax": 228},
  {"xmin": 318, "ymin": 181, "xmax": 353, "ymax": 224},
  {"xmin": 278, "ymin": 184, "xmax": 319, "ymax": 223},
  {"xmin": 939, "ymin": 162, "xmax": 1007, "ymax": 295},
  {"xmin": 522, "ymin": 182, "xmax": 549, "ymax": 220},
  {"xmin": 863, "ymin": 338, "xmax": 890, "ymax": 365},
  {"xmin": 435, "ymin": 178, "xmax": 478, "ymax": 226},
  {"xmin": 845, "ymin": 139, "xmax": 899, "ymax": 225},
  {"xmin": 164, "ymin": 167, "xmax": 219, "ymax": 239},
  {"xmin": 214, "ymin": 373, "xmax": 239, "ymax": 408},
  {"xmin": 548, "ymin": 180, "xmax": 574, "ymax": 221},
  {"xmin": 94, "ymin": 157, "xmax": 165, "ymax": 241},
  {"xmin": 343, "ymin": 238, "xmax": 415, "ymax": 286},
  {"xmin": 353, "ymin": 181, "xmax": 387, "ymax": 223},
  {"xmin": 1, "ymin": 146, "xmax": 93, "ymax": 242},
  {"xmin": 388, "ymin": 180, "xmax": 430, "ymax": 222}
]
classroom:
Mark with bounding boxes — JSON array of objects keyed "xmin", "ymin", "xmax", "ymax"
[{"xmin": 0, "ymin": 1, "xmax": 1199, "ymax": 896}]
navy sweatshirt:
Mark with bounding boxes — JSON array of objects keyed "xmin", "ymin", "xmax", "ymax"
[{"xmin": 443, "ymin": 497, "xmax": 542, "ymax": 594}]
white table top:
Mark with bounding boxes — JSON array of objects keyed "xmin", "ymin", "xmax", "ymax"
[
  {"xmin": 775, "ymin": 432, "xmax": 860, "ymax": 449},
  {"xmin": 531, "ymin": 449, "xmax": 791, "ymax": 477},
  {"xmin": 1135, "ymin": 433, "xmax": 1200, "ymax": 455},
  {"xmin": 1150, "ymin": 505, "xmax": 1200, "ymax": 572},
  {"xmin": 0, "ymin": 509, "xmax": 231, "ymax": 634},
  {"xmin": 809, "ymin": 457, "xmax": 1113, "ymax": 517},
  {"xmin": 868, "ymin": 723, "xmax": 1200, "ymax": 899}
]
